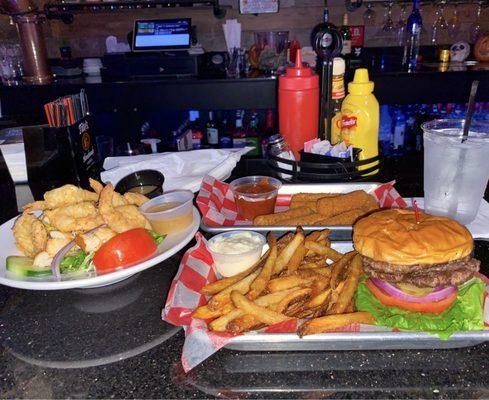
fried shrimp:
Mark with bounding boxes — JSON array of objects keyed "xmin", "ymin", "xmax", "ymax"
[
  {"xmin": 12, "ymin": 213, "xmax": 48, "ymax": 257},
  {"xmin": 99, "ymin": 184, "xmax": 151, "ymax": 233},
  {"xmin": 89, "ymin": 178, "xmax": 149, "ymax": 207},
  {"xmin": 24, "ymin": 184, "xmax": 99, "ymax": 211},
  {"xmin": 88, "ymin": 178, "xmax": 104, "ymax": 195},
  {"xmin": 44, "ymin": 202, "xmax": 103, "ymax": 233},
  {"xmin": 123, "ymin": 192, "xmax": 149, "ymax": 207},
  {"xmin": 45, "ymin": 234, "xmax": 72, "ymax": 256},
  {"xmin": 75, "ymin": 227, "xmax": 116, "ymax": 253}
]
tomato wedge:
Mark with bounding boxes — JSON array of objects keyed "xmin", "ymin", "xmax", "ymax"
[
  {"xmin": 365, "ymin": 279, "xmax": 458, "ymax": 314},
  {"xmin": 93, "ymin": 228, "xmax": 157, "ymax": 274}
]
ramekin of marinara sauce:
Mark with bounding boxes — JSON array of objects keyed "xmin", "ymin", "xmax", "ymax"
[{"xmin": 229, "ymin": 176, "xmax": 282, "ymax": 221}]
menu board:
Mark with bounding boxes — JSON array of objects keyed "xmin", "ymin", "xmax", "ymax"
[{"xmin": 239, "ymin": 0, "xmax": 279, "ymax": 14}]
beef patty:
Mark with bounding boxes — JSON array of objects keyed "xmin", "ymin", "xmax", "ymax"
[{"xmin": 362, "ymin": 255, "xmax": 480, "ymax": 288}]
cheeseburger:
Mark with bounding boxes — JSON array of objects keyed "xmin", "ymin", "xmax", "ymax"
[{"xmin": 353, "ymin": 209, "xmax": 480, "ymax": 314}]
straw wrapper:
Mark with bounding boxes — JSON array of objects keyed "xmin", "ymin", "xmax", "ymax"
[{"xmin": 196, "ymin": 175, "xmax": 407, "ymax": 227}]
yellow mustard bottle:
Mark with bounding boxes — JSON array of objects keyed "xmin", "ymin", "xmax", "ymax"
[{"xmin": 340, "ymin": 68, "xmax": 379, "ymax": 173}]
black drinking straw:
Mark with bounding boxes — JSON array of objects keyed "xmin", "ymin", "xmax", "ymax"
[{"xmin": 462, "ymin": 80, "xmax": 479, "ymax": 143}]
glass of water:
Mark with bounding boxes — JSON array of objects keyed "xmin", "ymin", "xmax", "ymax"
[{"xmin": 422, "ymin": 119, "xmax": 489, "ymax": 225}]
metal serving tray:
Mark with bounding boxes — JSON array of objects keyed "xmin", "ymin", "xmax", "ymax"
[
  {"xmin": 200, "ymin": 182, "xmax": 381, "ymax": 240},
  {"xmin": 226, "ymin": 331, "xmax": 489, "ymax": 351},
  {"xmin": 225, "ymin": 240, "xmax": 489, "ymax": 352}
]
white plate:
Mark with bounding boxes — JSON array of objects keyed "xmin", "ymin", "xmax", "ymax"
[{"xmin": 0, "ymin": 207, "xmax": 200, "ymax": 290}]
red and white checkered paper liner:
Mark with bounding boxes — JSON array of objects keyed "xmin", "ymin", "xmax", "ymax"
[
  {"xmin": 162, "ymin": 233, "xmax": 375, "ymax": 372},
  {"xmin": 196, "ymin": 175, "xmax": 408, "ymax": 227}
]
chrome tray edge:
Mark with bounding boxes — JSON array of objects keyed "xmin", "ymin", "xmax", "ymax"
[{"xmin": 225, "ymin": 330, "xmax": 489, "ymax": 351}]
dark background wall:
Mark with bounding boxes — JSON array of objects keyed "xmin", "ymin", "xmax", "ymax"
[{"xmin": 0, "ymin": 0, "xmax": 488, "ymax": 58}]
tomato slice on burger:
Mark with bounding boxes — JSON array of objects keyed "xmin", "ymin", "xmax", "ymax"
[
  {"xmin": 93, "ymin": 228, "xmax": 157, "ymax": 274},
  {"xmin": 365, "ymin": 279, "xmax": 457, "ymax": 314}
]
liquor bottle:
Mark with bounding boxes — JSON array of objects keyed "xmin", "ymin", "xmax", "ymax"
[
  {"xmin": 404, "ymin": 105, "xmax": 416, "ymax": 153},
  {"xmin": 233, "ymin": 110, "xmax": 247, "ymax": 148},
  {"xmin": 403, "ymin": 0, "xmax": 422, "ymax": 72},
  {"xmin": 340, "ymin": 13, "xmax": 352, "ymax": 65},
  {"xmin": 390, "ymin": 106, "xmax": 406, "ymax": 156},
  {"xmin": 245, "ymin": 110, "xmax": 261, "ymax": 156},
  {"xmin": 262, "ymin": 109, "xmax": 275, "ymax": 156},
  {"xmin": 330, "ymin": 57, "xmax": 346, "ymax": 144},
  {"xmin": 206, "ymin": 111, "xmax": 219, "ymax": 147},
  {"xmin": 379, "ymin": 105, "xmax": 392, "ymax": 156},
  {"xmin": 219, "ymin": 115, "xmax": 233, "ymax": 148},
  {"xmin": 189, "ymin": 110, "xmax": 204, "ymax": 149}
]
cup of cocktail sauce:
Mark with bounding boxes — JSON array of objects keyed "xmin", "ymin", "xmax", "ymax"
[{"xmin": 229, "ymin": 176, "xmax": 282, "ymax": 221}]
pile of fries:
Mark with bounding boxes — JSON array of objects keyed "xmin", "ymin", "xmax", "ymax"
[
  {"xmin": 254, "ymin": 190, "xmax": 378, "ymax": 226},
  {"xmin": 193, "ymin": 228, "xmax": 374, "ymax": 336}
]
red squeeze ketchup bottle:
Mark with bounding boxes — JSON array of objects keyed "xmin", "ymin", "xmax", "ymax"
[{"xmin": 279, "ymin": 49, "xmax": 319, "ymax": 158}]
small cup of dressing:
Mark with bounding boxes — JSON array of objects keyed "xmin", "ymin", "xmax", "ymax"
[
  {"xmin": 207, "ymin": 231, "xmax": 266, "ymax": 277},
  {"xmin": 139, "ymin": 190, "xmax": 194, "ymax": 235}
]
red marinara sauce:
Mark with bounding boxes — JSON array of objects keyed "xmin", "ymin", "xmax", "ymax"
[{"xmin": 233, "ymin": 178, "xmax": 279, "ymax": 220}]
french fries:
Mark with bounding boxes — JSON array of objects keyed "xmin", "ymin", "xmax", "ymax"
[
  {"xmin": 201, "ymin": 252, "xmax": 267, "ymax": 296},
  {"xmin": 287, "ymin": 243, "xmax": 307, "ymax": 273},
  {"xmin": 298, "ymin": 312, "xmax": 374, "ymax": 337},
  {"xmin": 196, "ymin": 228, "xmax": 374, "ymax": 338},
  {"xmin": 208, "ymin": 289, "xmax": 297, "ymax": 331},
  {"xmin": 275, "ymin": 288, "xmax": 312, "ymax": 314},
  {"xmin": 192, "ymin": 302, "xmax": 235, "ymax": 320},
  {"xmin": 207, "ymin": 269, "xmax": 261, "ymax": 311},
  {"xmin": 228, "ymin": 314, "xmax": 262, "ymax": 333},
  {"xmin": 267, "ymin": 275, "xmax": 317, "ymax": 292},
  {"xmin": 304, "ymin": 241, "xmax": 343, "ymax": 262},
  {"xmin": 328, "ymin": 254, "xmax": 363, "ymax": 314},
  {"xmin": 231, "ymin": 291, "xmax": 292, "ymax": 325},
  {"xmin": 273, "ymin": 227, "xmax": 305, "ymax": 274},
  {"xmin": 248, "ymin": 234, "xmax": 277, "ymax": 300},
  {"xmin": 330, "ymin": 251, "xmax": 357, "ymax": 289}
]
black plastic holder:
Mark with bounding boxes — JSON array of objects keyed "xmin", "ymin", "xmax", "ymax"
[
  {"xmin": 266, "ymin": 151, "xmax": 382, "ymax": 183},
  {"xmin": 23, "ymin": 116, "xmax": 100, "ymax": 199}
]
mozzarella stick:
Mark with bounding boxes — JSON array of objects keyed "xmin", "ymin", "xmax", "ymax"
[
  {"xmin": 280, "ymin": 213, "xmax": 331, "ymax": 226},
  {"xmin": 253, "ymin": 206, "xmax": 314, "ymax": 226},
  {"xmin": 362, "ymin": 195, "xmax": 379, "ymax": 212},
  {"xmin": 317, "ymin": 209, "xmax": 365, "ymax": 225},
  {"xmin": 316, "ymin": 190, "xmax": 375, "ymax": 218},
  {"xmin": 292, "ymin": 193, "xmax": 338, "ymax": 202},
  {"xmin": 289, "ymin": 199, "xmax": 318, "ymax": 212}
]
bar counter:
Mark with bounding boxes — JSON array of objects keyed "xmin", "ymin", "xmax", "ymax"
[
  {"xmin": 1, "ymin": 243, "xmax": 489, "ymax": 398},
  {"xmin": 1, "ymin": 157, "xmax": 489, "ymax": 398}
]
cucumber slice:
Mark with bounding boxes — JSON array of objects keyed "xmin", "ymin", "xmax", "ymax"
[{"xmin": 6, "ymin": 256, "xmax": 52, "ymax": 277}]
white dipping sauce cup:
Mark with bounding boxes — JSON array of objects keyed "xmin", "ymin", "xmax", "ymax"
[{"xmin": 207, "ymin": 231, "xmax": 266, "ymax": 277}]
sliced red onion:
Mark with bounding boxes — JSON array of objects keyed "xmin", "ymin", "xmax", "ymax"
[
  {"xmin": 370, "ymin": 278, "xmax": 457, "ymax": 303},
  {"xmin": 51, "ymin": 225, "xmax": 106, "ymax": 281}
]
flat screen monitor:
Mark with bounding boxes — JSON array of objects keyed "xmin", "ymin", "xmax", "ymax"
[{"xmin": 132, "ymin": 18, "xmax": 191, "ymax": 51}]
